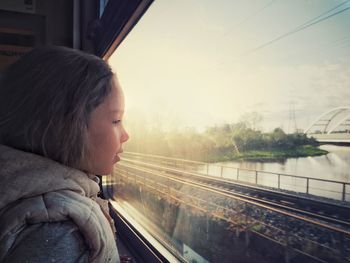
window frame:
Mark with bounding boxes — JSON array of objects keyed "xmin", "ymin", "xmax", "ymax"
[{"xmin": 94, "ymin": 0, "xmax": 153, "ymax": 59}]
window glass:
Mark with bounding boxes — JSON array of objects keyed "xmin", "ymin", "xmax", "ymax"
[
  {"xmin": 99, "ymin": 0, "xmax": 109, "ymax": 17},
  {"xmin": 108, "ymin": 1, "xmax": 350, "ymax": 262}
]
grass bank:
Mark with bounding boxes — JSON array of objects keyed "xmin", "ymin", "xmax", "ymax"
[{"xmin": 207, "ymin": 145, "xmax": 328, "ymax": 162}]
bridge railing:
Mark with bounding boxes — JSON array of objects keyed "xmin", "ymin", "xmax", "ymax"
[
  {"xmin": 122, "ymin": 151, "xmax": 350, "ymax": 202},
  {"xmin": 307, "ymin": 133, "xmax": 350, "ymax": 143}
]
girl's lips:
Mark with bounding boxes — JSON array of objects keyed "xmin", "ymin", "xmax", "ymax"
[
  {"xmin": 113, "ymin": 154, "xmax": 121, "ymax": 163},
  {"xmin": 113, "ymin": 150, "xmax": 123, "ymax": 163}
]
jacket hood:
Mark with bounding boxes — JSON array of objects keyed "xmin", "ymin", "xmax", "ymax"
[
  {"xmin": 0, "ymin": 144, "xmax": 100, "ymax": 211},
  {"xmin": 0, "ymin": 144, "xmax": 118, "ymax": 263}
]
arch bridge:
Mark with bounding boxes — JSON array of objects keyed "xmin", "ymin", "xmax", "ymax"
[{"xmin": 304, "ymin": 106, "xmax": 350, "ymax": 143}]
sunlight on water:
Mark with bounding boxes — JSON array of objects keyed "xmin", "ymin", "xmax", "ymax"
[{"xmin": 196, "ymin": 145, "xmax": 350, "ymax": 201}]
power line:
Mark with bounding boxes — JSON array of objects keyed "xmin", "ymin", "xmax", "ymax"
[
  {"xmin": 291, "ymin": 1, "xmax": 350, "ymax": 32},
  {"xmin": 325, "ymin": 34, "xmax": 350, "ymax": 51},
  {"xmin": 224, "ymin": 0, "xmax": 277, "ymax": 37},
  {"xmin": 304, "ymin": 34, "xmax": 350, "ymax": 60},
  {"xmin": 337, "ymin": 40, "xmax": 350, "ymax": 50},
  {"xmin": 329, "ymin": 34, "xmax": 350, "ymax": 45},
  {"xmin": 242, "ymin": 1, "xmax": 350, "ymax": 56}
]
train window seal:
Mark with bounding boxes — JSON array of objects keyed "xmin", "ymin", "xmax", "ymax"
[{"xmin": 95, "ymin": 0, "xmax": 153, "ymax": 59}]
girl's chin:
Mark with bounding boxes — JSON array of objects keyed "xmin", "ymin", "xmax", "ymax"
[{"xmin": 92, "ymin": 165, "xmax": 115, "ymax": 176}]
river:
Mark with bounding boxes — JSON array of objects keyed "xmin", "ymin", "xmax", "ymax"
[{"xmin": 199, "ymin": 145, "xmax": 350, "ymax": 201}]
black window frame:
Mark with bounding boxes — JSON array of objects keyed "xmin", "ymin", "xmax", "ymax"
[{"xmin": 94, "ymin": 0, "xmax": 153, "ymax": 59}]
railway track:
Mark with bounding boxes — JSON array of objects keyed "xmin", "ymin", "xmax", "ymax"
[{"xmin": 119, "ymin": 157, "xmax": 350, "ymax": 231}]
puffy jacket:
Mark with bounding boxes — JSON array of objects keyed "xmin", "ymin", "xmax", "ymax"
[{"xmin": 0, "ymin": 144, "xmax": 120, "ymax": 263}]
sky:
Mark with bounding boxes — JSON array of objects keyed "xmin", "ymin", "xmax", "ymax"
[{"xmin": 109, "ymin": 0, "xmax": 350, "ymax": 133}]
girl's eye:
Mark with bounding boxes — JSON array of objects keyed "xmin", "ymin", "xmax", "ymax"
[{"xmin": 112, "ymin": 120, "xmax": 121, "ymax": 125}]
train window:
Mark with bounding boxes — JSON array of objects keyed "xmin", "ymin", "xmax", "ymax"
[
  {"xmin": 99, "ymin": 0, "xmax": 109, "ymax": 17},
  {"xmin": 107, "ymin": 1, "xmax": 350, "ymax": 262}
]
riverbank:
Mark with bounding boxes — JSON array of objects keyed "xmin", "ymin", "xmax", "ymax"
[{"xmin": 207, "ymin": 145, "xmax": 328, "ymax": 162}]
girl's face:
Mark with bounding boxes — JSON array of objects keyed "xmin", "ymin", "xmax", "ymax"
[{"xmin": 84, "ymin": 77, "xmax": 129, "ymax": 175}]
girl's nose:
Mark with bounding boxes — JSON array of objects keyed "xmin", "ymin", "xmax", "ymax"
[{"xmin": 121, "ymin": 128, "xmax": 129, "ymax": 143}]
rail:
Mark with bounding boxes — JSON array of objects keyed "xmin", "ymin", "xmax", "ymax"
[
  {"xmin": 111, "ymin": 161, "xmax": 350, "ymax": 263},
  {"xmin": 122, "ymin": 151, "xmax": 350, "ymax": 202},
  {"xmin": 121, "ymin": 157, "xmax": 350, "ymax": 228}
]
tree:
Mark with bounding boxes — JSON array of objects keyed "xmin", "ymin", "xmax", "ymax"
[{"xmin": 239, "ymin": 111, "xmax": 263, "ymax": 131}]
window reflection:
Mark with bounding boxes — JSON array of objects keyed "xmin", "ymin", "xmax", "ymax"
[{"xmin": 109, "ymin": 1, "xmax": 350, "ymax": 262}]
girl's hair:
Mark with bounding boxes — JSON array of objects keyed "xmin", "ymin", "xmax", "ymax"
[{"xmin": 0, "ymin": 46, "xmax": 114, "ymax": 168}]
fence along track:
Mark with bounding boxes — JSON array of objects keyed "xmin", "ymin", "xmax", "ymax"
[
  {"xmin": 121, "ymin": 157, "xmax": 350, "ymax": 229},
  {"xmin": 122, "ymin": 151, "xmax": 350, "ymax": 202},
  {"xmin": 113, "ymin": 160, "xmax": 350, "ymax": 263}
]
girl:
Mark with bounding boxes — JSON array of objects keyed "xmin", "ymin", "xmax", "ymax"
[{"xmin": 0, "ymin": 46, "xmax": 128, "ymax": 262}]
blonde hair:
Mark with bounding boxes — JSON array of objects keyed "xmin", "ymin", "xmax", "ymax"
[{"xmin": 0, "ymin": 46, "xmax": 114, "ymax": 168}]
